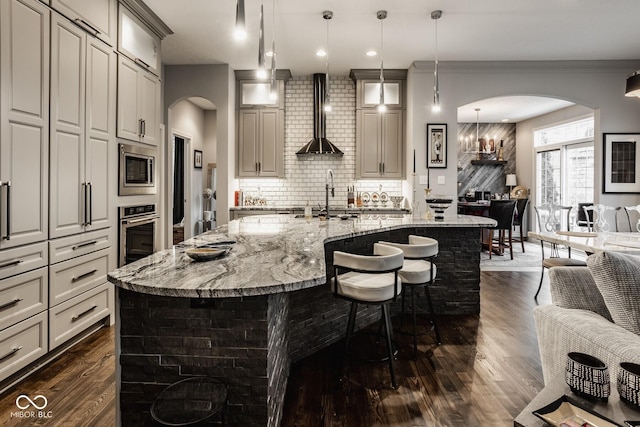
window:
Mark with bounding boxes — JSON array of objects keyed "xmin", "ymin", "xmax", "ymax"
[{"xmin": 534, "ymin": 117, "xmax": 594, "ymax": 230}]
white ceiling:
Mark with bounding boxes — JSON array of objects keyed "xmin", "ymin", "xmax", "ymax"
[
  {"xmin": 145, "ymin": 0, "xmax": 640, "ymax": 121},
  {"xmin": 457, "ymin": 96, "xmax": 575, "ymax": 123}
]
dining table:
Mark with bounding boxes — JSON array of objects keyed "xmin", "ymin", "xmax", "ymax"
[{"xmin": 528, "ymin": 230, "xmax": 640, "ymax": 254}]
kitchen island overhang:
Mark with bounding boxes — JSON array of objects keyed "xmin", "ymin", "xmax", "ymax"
[{"xmin": 109, "ymin": 214, "xmax": 494, "ymax": 426}]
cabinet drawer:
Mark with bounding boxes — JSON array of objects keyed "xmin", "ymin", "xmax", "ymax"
[
  {"xmin": 0, "ymin": 242, "xmax": 48, "ymax": 281},
  {"xmin": 0, "ymin": 312, "xmax": 48, "ymax": 381},
  {"xmin": 50, "ymin": 248, "xmax": 109, "ymax": 307},
  {"xmin": 49, "ymin": 228, "xmax": 111, "ymax": 264},
  {"xmin": 49, "ymin": 282, "xmax": 111, "ymax": 350},
  {"xmin": 0, "ymin": 267, "xmax": 48, "ymax": 331}
]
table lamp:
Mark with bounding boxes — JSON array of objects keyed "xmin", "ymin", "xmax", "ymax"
[{"xmin": 506, "ymin": 174, "xmax": 517, "ymax": 197}]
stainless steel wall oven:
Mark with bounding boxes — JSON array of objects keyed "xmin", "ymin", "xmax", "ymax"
[{"xmin": 119, "ymin": 204, "xmax": 159, "ymax": 267}]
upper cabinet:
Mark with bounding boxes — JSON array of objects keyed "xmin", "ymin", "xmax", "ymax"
[
  {"xmin": 0, "ymin": 0, "xmax": 50, "ymax": 249},
  {"xmin": 118, "ymin": 5, "xmax": 160, "ymax": 76},
  {"xmin": 351, "ymin": 69, "xmax": 407, "ymax": 179},
  {"xmin": 117, "ymin": 55, "xmax": 161, "ymax": 145},
  {"xmin": 51, "ymin": 0, "xmax": 117, "ymax": 47},
  {"xmin": 235, "ymin": 70, "xmax": 291, "ymax": 178}
]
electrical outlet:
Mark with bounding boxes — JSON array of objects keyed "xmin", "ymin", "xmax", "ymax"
[
  {"xmin": 419, "ymin": 175, "xmax": 429, "ymax": 185},
  {"xmin": 437, "ymin": 176, "xmax": 445, "ymax": 185}
]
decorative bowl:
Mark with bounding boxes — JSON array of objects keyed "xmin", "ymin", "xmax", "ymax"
[
  {"xmin": 618, "ymin": 362, "xmax": 640, "ymax": 407},
  {"xmin": 185, "ymin": 247, "xmax": 229, "ymax": 262},
  {"xmin": 425, "ymin": 195, "xmax": 454, "ymax": 221},
  {"xmin": 389, "ymin": 196, "xmax": 404, "ymax": 208},
  {"xmin": 565, "ymin": 352, "xmax": 610, "ymax": 401}
]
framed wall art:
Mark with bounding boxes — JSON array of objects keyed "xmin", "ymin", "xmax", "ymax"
[
  {"xmin": 427, "ymin": 124, "xmax": 447, "ymax": 168},
  {"xmin": 194, "ymin": 149, "xmax": 203, "ymax": 169},
  {"xmin": 603, "ymin": 133, "xmax": 640, "ymax": 193}
]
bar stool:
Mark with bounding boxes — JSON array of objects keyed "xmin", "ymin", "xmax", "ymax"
[
  {"xmin": 331, "ymin": 243, "xmax": 404, "ymax": 389},
  {"xmin": 150, "ymin": 376, "xmax": 228, "ymax": 426},
  {"xmin": 378, "ymin": 236, "xmax": 440, "ymax": 360}
]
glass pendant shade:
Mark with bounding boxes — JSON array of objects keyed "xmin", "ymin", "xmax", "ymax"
[
  {"xmin": 234, "ymin": 0, "xmax": 246, "ymax": 41},
  {"xmin": 377, "ymin": 10, "xmax": 387, "ymax": 112}
]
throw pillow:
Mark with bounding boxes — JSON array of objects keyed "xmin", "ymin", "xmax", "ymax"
[{"xmin": 587, "ymin": 251, "xmax": 640, "ymax": 335}]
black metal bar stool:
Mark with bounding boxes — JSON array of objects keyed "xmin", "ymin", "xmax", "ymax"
[
  {"xmin": 150, "ymin": 376, "xmax": 228, "ymax": 426},
  {"xmin": 331, "ymin": 243, "xmax": 404, "ymax": 389},
  {"xmin": 378, "ymin": 235, "xmax": 440, "ymax": 359}
]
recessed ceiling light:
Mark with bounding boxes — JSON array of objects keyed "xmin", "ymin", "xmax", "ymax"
[
  {"xmin": 316, "ymin": 49, "xmax": 326, "ymax": 57},
  {"xmin": 502, "ymin": 118, "xmax": 510, "ymax": 122},
  {"xmin": 266, "ymin": 51, "xmax": 274, "ymax": 57},
  {"xmin": 366, "ymin": 50, "xmax": 377, "ymax": 57}
]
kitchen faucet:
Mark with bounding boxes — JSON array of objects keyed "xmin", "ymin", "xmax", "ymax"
[{"xmin": 325, "ymin": 169, "xmax": 334, "ymax": 213}]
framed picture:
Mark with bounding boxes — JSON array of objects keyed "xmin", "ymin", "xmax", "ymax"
[
  {"xmin": 194, "ymin": 149, "xmax": 203, "ymax": 169},
  {"xmin": 427, "ymin": 124, "xmax": 447, "ymax": 168},
  {"xmin": 603, "ymin": 133, "xmax": 640, "ymax": 193}
]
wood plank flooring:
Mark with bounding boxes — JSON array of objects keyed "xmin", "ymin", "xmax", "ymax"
[{"xmin": 0, "ymin": 270, "xmax": 551, "ymax": 426}]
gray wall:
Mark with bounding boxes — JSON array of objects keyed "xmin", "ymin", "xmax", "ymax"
[{"xmin": 409, "ymin": 60, "xmax": 640, "ymax": 215}]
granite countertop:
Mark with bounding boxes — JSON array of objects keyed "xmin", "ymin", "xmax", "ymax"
[{"xmin": 108, "ymin": 214, "xmax": 494, "ymax": 299}]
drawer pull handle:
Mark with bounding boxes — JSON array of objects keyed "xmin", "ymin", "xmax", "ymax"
[
  {"xmin": 0, "ymin": 298, "xmax": 22, "ymax": 311},
  {"xmin": 74, "ymin": 18, "xmax": 99, "ymax": 37},
  {"xmin": 71, "ymin": 305, "xmax": 97, "ymax": 322},
  {"xmin": 72, "ymin": 240, "xmax": 97, "ymax": 251},
  {"xmin": 0, "ymin": 259, "xmax": 21, "ymax": 269},
  {"xmin": 71, "ymin": 269, "xmax": 98, "ymax": 283},
  {"xmin": 0, "ymin": 346, "xmax": 23, "ymax": 362}
]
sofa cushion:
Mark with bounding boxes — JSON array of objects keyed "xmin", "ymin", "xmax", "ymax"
[
  {"xmin": 587, "ymin": 251, "xmax": 640, "ymax": 335},
  {"xmin": 548, "ymin": 267, "xmax": 612, "ymax": 321}
]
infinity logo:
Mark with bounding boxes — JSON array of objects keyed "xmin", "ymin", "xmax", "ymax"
[{"xmin": 15, "ymin": 395, "xmax": 48, "ymax": 410}]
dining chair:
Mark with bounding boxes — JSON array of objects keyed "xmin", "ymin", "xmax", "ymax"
[
  {"xmin": 533, "ymin": 204, "xmax": 586, "ymax": 299},
  {"xmin": 576, "ymin": 202, "xmax": 593, "ymax": 230},
  {"xmin": 624, "ymin": 205, "xmax": 640, "ymax": 232},
  {"xmin": 512, "ymin": 198, "xmax": 529, "ymax": 252},
  {"xmin": 582, "ymin": 204, "xmax": 618, "ymax": 232},
  {"xmin": 484, "ymin": 199, "xmax": 517, "ymax": 260}
]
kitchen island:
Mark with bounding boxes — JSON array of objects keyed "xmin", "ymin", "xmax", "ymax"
[{"xmin": 108, "ymin": 213, "xmax": 494, "ymax": 426}]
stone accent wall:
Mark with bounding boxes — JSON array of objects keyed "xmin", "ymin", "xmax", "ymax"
[
  {"xmin": 267, "ymin": 292, "xmax": 290, "ymax": 426},
  {"xmin": 238, "ymin": 75, "xmax": 403, "ymax": 208}
]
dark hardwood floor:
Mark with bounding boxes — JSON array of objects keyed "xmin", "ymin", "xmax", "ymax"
[{"xmin": 0, "ymin": 270, "xmax": 551, "ymax": 426}]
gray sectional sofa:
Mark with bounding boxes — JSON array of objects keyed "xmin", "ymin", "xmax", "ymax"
[{"xmin": 533, "ymin": 251, "xmax": 640, "ymax": 385}]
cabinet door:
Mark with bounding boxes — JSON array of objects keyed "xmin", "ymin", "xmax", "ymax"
[
  {"xmin": 51, "ymin": 0, "xmax": 117, "ymax": 47},
  {"xmin": 50, "ymin": 13, "xmax": 86, "ymax": 239},
  {"xmin": 139, "ymin": 70, "xmax": 160, "ymax": 146},
  {"xmin": 357, "ymin": 111, "xmax": 383, "ymax": 178},
  {"xmin": 0, "ymin": 0, "xmax": 50, "ymax": 249},
  {"xmin": 116, "ymin": 55, "xmax": 141, "ymax": 142},
  {"xmin": 381, "ymin": 110, "xmax": 404, "ymax": 178},
  {"xmin": 85, "ymin": 38, "xmax": 114, "ymax": 231},
  {"xmin": 258, "ymin": 110, "xmax": 283, "ymax": 177},
  {"xmin": 237, "ymin": 110, "xmax": 259, "ymax": 177},
  {"xmin": 118, "ymin": 5, "xmax": 160, "ymax": 76}
]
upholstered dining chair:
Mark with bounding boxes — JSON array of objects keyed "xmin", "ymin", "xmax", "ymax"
[
  {"xmin": 533, "ymin": 204, "xmax": 586, "ymax": 299},
  {"xmin": 484, "ymin": 200, "xmax": 517, "ymax": 260},
  {"xmin": 512, "ymin": 198, "xmax": 529, "ymax": 252},
  {"xmin": 331, "ymin": 243, "xmax": 404, "ymax": 389},
  {"xmin": 624, "ymin": 205, "xmax": 640, "ymax": 232}
]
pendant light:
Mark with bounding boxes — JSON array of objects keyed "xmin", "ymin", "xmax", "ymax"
[
  {"xmin": 431, "ymin": 10, "xmax": 442, "ymax": 113},
  {"xmin": 323, "ymin": 11, "xmax": 333, "ymax": 112},
  {"xmin": 257, "ymin": 0, "xmax": 267, "ymax": 79},
  {"xmin": 377, "ymin": 10, "xmax": 387, "ymax": 113},
  {"xmin": 234, "ymin": 0, "xmax": 246, "ymax": 41},
  {"xmin": 475, "ymin": 108, "xmax": 482, "ymax": 160},
  {"xmin": 625, "ymin": 70, "xmax": 640, "ymax": 97},
  {"xmin": 269, "ymin": 0, "xmax": 277, "ymax": 100}
]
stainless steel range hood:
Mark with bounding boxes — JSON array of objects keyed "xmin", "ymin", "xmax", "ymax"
[{"xmin": 296, "ymin": 73, "xmax": 343, "ymax": 156}]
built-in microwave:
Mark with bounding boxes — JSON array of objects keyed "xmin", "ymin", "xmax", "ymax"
[{"xmin": 119, "ymin": 143, "xmax": 156, "ymax": 196}]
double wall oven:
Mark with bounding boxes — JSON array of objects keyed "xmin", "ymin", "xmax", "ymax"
[{"xmin": 119, "ymin": 204, "xmax": 160, "ymax": 267}]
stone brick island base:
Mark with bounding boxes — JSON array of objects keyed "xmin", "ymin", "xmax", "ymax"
[{"xmin": 116, "ymin": 226, "xmax": 483, "ymax": 426}]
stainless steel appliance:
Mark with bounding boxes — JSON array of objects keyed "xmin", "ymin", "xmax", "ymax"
[
  {"xmin": 119, "ymin": 143, "xmax": 156, "ymax": 195},
  {"xmin": 119, "ymin": 204, "xmax": 159, "ymax": 266}
]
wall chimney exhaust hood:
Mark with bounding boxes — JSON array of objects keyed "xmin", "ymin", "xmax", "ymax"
[{"xmin": 296, "ymin": 73, "xmax": 343, "ymax": 156}]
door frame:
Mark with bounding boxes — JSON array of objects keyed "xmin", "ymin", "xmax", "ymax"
[{"xmin": 166, "ymin": 130, "xmax": 192, "ymax": 246}]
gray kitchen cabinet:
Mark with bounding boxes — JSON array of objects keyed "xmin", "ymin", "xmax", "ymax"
[
  {"xmin": 50, "ymin": 12, "xmax": 114, "ymax": 239},
  {"xmin": 0, "ymin": 0, "xmax": 50, "ymax": 250},
  {"xmin": 117, "ymin": 54, "xmax": 160, "ymax": 145},
  {"xmin": 351, "ymin": 70, "xmax": 406, "ymax": 180},
  {"xmin": 117, "ymin": 2, "xmax": 160, "ymax": 76},
  {"xmin": 51, "ymin": 0, "xmax": 117, "ymax": 47},
  {"xmin": 237, "ymin": 108, "xmax": 284, "ymax": 177},
  {"xmin": 357, "ymin": 109, "xmax": 404, "ymax": 178}
]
